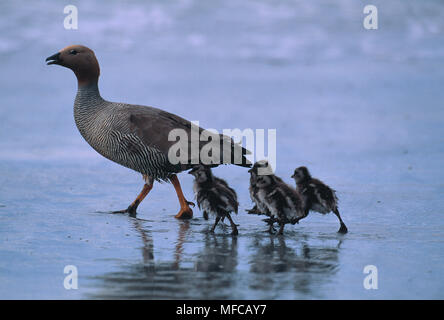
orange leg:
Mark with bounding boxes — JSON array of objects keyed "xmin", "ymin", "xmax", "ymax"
[
  {"xmin": 170, "ymin": 174, "xmax": 194, "ymax": 219},
  {"xmin": 112, "ymin": 183, "xmax": 153, "ymax": 216}
]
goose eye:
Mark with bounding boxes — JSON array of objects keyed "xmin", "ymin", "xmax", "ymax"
[{"xmin": 69, "ymin": 49, "xmax": 78, "ymax": 55}]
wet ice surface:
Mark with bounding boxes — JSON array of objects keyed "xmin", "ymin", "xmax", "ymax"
[{"xmin": 1, "ymin": 0, "xmax": 444, "ymax": 299}]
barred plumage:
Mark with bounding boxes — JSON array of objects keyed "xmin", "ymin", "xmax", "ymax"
[{"xmin": 74, "ymin": 85, "xmax": 177, "ymax": 181}]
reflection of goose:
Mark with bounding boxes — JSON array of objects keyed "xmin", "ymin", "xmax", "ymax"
[
  {"xmin": 173, "ymin": 221, "xmax": 190, "ymax": 270},
  {"xmin": 130, "ymin": 218, "xmax": 154, "ymax": 264},
  {"xmin": 248, "ymin": 235, "xmax": 342, "ymax": 297},
  {"xmin": 88, "ymin": 221, "xmax": 240, "ymax": 299},
  {"xmin": 88, "ymin": 217, "xmax": 194, "ymax": 299}
]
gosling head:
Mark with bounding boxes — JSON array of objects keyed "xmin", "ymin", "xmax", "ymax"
[
  {"xmin": 291, "ymin": 166, "xmax": 311, "ymax": 183},
  {"xmin": 46, "ymin": 45, "xmax": 100, "ymax": 87},
  {"xmin": 248, "ymin": 160, "xmax": 273, "ymax": 176},
  {"xmin": 188, "ymin": 165, "xmax": 213, "ymax": 184}
]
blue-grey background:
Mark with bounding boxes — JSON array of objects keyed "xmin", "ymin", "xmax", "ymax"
[{"xmin": 0, "ymin": 0, "xmax": 443, "ymax": 299}]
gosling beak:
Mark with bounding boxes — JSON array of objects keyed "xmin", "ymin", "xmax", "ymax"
[
  {"xmin": 291, "ymin": 174, "xmax": 295, "ymax": 178},
  {"xmin": 46, "ymin": 52, "xmax": 61, "ymax": 65}
]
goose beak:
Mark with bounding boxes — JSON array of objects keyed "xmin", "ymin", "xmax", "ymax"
[{"xmin": 46, "ymin": 52, "xmax": 61, "ymax": 65}]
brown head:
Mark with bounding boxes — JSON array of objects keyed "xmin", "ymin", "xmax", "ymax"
[{"xmin": 46, "ymin": 45, "xmax": 100, "ymax": 87}]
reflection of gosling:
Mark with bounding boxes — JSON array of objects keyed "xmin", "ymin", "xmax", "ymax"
[
  {"xmin": 248, "ymin": 161, "xmax": 305, "ymax": 235},
  {"xmin": 189, "ymin": 165, "xmax": 239, "ymax": 235},
  {"xmin": 292, "ymin": 166, "xmax": 348, "ymax": 234}
]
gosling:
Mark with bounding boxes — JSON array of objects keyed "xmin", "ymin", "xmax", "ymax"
[
  {"xmin": 292, "ymin": 166, "xmax": 348, "ymax": 234},
  {"xmin": 189, "ymin": 165, "xmax": 239, "ymax": 235},
  {"xmin": 248, "ymin": 161, "xmax": 305, "ymax": 235}
]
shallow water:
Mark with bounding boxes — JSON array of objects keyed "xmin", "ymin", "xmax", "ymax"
[{"xmin": 0, "ymin": 0, "xmax": 443, "ymax": 299}]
